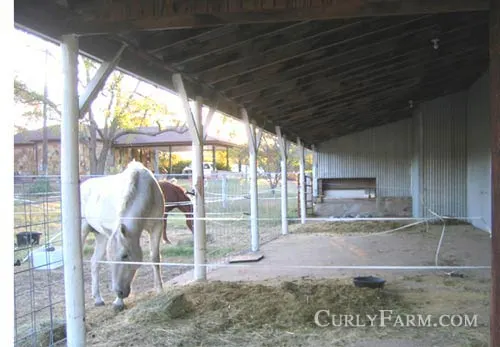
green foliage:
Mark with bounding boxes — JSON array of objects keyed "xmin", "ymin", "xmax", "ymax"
[
  {"xmin": 28, "ymin": 177, "xmax": 52, "ymax": 195},
  {"xmin": 159, "ymin": 152, "xmax": 191, "ymax": 174},
  {"xmin": 161, "ymin": 245, "xmax": 194, "ymax": 257}
]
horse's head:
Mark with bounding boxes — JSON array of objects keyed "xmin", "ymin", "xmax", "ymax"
[{"xmin": 106, "ymin": 223, "xmax": 143, "ymax": 299}]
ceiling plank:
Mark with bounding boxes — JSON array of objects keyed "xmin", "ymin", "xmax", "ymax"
[
  {"xmin": 57, "ymin": 0, "xmax": 487, "ymax": 34},
  {"xmin": 242, "ymin": 40, "xmax": 486, "ymax": 109},
  {"xmin": 270, "ymin": 65, "xmax": 486, "ymax": 124},
  {"xmin": 196, "ymin": 15, "xmax": 428, "ymax": 84},
  {"xmin": 225, "ymin": 19, "xmax": 487, "ymax": 99},
  {"xmin": 167, "ymin": 21, "xmax": 312, "ymax": 67},
  {"xmin": 250, "ymin": 47, "xmax": 487, "ymax": 114}
]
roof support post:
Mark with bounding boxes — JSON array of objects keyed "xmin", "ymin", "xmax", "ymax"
[
  {"xmin": 276, "ymin": 126, "xmax": 289, "ymax": 235},
  {"xmin": 79, "ymin": 43, "xmax": 127, "ymax": 117},
  {"xmin": 297, "ymin": 138, "xmax": 306, "ymax": 224},
  {"xmin": 60, "ymin": 33, "xmax": 86, "ymax": 347},
  {"xmin": 312, "ymin": 144, "xmax": 318, "ymax": 201},
  {"xmin": 242, "ymin": 108, "xmax": 262, "ymax": 252},
  {"xmin": 202, "ymin": 99, "xmax": 219, "ymax": 141},
  {"xmin": 490, "ymin": 0, "xmax": 500, "ymax": 344},
  {"xmin": 172, "ymin": 73, "xmax": 206, "ymax": 281}
]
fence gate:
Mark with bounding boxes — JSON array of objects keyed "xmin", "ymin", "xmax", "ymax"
[{"xmin": 297, "ymin": 175, "xmax": 314, "ymax": 218}]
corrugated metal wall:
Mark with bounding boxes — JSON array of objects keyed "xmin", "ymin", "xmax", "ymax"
[
  {"xmin": 467, "ymin": 72, "xmax": 491, "ymax": 231},
  {"xmin": 315, "ymin": 73, "xmax": 490, "ymax": 226},
  {"xmin": 317, "ymin": 119, "xmax": 412, "ymax": 197},
  {"xmin": 415, "ymin": 92, "xmax": 468, "ymax": 218}
]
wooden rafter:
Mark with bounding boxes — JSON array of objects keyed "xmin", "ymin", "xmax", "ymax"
[
  {"xmin": 53, "ymin": 0, "xmax": 487, "ymax": 34},
  {"xmin": 194, "ymin": 16, "xmax": 426, "ymax": 83},
  {"xmin": 224, "ymin": 19, "xmax": 487, "ymax": 99},
  {"xmin": 249, "ymin": 45, "xmax": 487, "ymax": 114}
]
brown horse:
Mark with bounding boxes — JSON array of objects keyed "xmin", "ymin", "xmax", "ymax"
[{"xmin": 157, "ymin": 179, "xmax": 194, "ymax": 243}]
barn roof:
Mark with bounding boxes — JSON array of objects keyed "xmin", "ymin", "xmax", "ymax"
[
  {"xmin": 112, "ymin": 126, "xmax": 239, "ymax": 149},
  {"xmin": 14, "ymin": 124, "xmax": 99, "ymax": 144},
  {"xmin": 14, "ymin": 125, "xmax": 239, "ymax": 149},
  {"xmin": 14, "ymin": 1, "xmax": 490, "ymax": 148}
]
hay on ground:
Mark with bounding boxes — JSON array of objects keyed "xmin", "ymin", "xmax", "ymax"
[
  {"xmin": 124, "ymin": 279, "xmax": 407, "ymax": 331},
  {"xmin": 288, "ymin": 221, "xmax": 421, "ymax": 235}
]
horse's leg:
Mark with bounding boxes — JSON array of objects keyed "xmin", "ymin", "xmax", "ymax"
[
  {"xmin": 162, "ymin": 212, "xmax": 170, "ymax": 244},
  {"xmin": 150, "ymin": 222, "xmax": 163, "ymax": 294},
  {"xmin": 91, "ymin": 232, "xmax": 108, "ymax": 306},
  {"xmin": 81, "ymin": 220, "xmax": 91, "ymax": 247}
]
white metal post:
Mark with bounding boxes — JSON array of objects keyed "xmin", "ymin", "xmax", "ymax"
[
  {"xmin": 276, "ymin": 126, "xmax": 288, "ymax": 235},
  {"xmin": 172, "ymin": 73, "xmax": 207, "ymax": 281},
  {"xmin": 298, "ymin": 138, "xmax": 306, "ymax": 224},
  {"xmin": 60, "ymin": 34, "xmax": 86, "ymax": 347},
  {"xmin": 242, "ymin": 109, "xmax": 261, "ymax": 252},
  {"xmin": 192, "ymin": 97, "xmax": 206, "ymax": 280},
  {"xmin": 312, "ymin": 144, "xmax": 318, "ymax": 200}
]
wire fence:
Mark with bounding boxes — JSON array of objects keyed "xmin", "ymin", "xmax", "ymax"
[
  {"xmin": 15, "ymin": 171, "xmax": 490, "ymax": 346},
  {"xmin": 12, "ymin": 172, "xmax": 298, "ymax": 346}
]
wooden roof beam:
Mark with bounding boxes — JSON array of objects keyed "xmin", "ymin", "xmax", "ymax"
[
  {"xmin": 196, "ymin": 15, "xmax": 427, "ymax": 84},
  {"xmin": 62, "ymin": 0, "xmax": 487, "ymax": 34},
  {"xmin": 252, "ymin": 48, "xmax": 486, "ymax": 115},
  {"xmin": 243, "ymin": 41, "xmax": 486, "ymax": 109},
  {"xmin": 226, "ymin": 19, "xmax": 487, "ymax": 99},
  {"xmin": 272, "ymin": 68, "xmax": 485, "ymax": 124}
]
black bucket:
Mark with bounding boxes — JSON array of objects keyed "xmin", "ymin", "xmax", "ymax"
[{"xmin": 16, "ymin": 232, "xmax": 42, "ymax": 247}]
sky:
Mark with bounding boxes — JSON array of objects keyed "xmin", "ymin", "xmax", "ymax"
[{"xmin": 13, "ymin": 28, "xmax": 247, "ymax": 145}]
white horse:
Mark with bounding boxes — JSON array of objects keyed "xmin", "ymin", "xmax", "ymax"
[{"xmin": 80, "ymin": 160, "xmax": 166, "ymax": 310}]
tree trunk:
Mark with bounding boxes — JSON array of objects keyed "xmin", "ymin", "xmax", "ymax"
[
  {"xmin": 95, "ymin": 141, "xmax": 111, "ymax": 175},
  {"xmin": 88, "ymin": 110, "xmax": 98, "ymax": 175}
]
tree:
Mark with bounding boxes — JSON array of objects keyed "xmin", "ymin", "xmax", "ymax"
[
  {"xmin": 14, "ymin": 56, "xmax": 187, "ymax": 175},
  {"xmin": 78, "ymin": 57, "xmax": 188, "ymax": 175}
]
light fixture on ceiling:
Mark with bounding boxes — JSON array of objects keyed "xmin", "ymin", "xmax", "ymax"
[
  {"xmin": 409, "ymin": 100, "xmax": 414, "ymax": 109},
  {"xmin": 431, "ymin": 38, "xmax": 440, "ymax": 50}
]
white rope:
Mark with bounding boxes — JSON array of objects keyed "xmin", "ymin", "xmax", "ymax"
[
  {"xmin": 427, "ymin": 208, "xmax": 447, "ymax": 267},
  {"xmin": 77, "ymin": 215, "xmax": 487, "ymax": 222},
  {"xmin": 84, "ymin": 258, "xmax": 490, "ymax": 270},
  {"xmin": 344, "ymin": 220, "xmax": 427, "ymax": 238}
]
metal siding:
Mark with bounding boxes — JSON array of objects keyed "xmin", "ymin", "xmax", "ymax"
[
  {"xmin": 317, "ymin": 119, "xmax": 412, "ymax": 197},
  {"xmin": 411, "ymin": 113, "xmax": 423, "ymax": 217},
  {"xmin": 419, "ymin": 92, "xmax": 468, "ymax": 218},
  {"xmin": 467, "ymin": 72, "xmax": 491, "ymax": 231}
]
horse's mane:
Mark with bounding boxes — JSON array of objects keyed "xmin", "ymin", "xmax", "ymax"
[{"xmin": 117, "ymin": 161, "xmax": 145, "ymax": 216}]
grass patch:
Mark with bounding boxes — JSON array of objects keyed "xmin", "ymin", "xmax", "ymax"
[
  {"xmin": 161, "ymin": 245, "xmax": 194, "ymax": 257},
  {"xmin": 207, "ymin": 247, "xmax": 234, "ymax": 258}
]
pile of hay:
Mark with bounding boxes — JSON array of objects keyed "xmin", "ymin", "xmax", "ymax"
[
  {"xmin": 126, "ymin": 278, "xmax": 407, "ymax": 330},
  {"xmin": 289, "ymin": 221, "xmax": 417, "ymax": 235}
]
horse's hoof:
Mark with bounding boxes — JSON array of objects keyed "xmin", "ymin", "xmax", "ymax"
[
  {"xmin": 113, "ymin": 303, "xmax": 125, "ymax": 312},
  {"xmin": 94, "ymin": 300, "xmax": 105, "ymax": 307}
]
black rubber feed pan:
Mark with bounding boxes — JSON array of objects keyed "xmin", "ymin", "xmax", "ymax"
[{"xmin": 353, "ymin": 276, "xmax": 386, "ymax": 289}]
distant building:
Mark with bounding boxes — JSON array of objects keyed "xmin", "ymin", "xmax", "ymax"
[{"xmin": 14, "ymin": 125, "xmax": 240, "ymax": 176}]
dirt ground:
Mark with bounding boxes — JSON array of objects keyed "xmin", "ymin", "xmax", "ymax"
[
  {"xmin": 168, "ymin": 221, "xmax": 492, "ymax": 346},
  {"xmin": 15, "ymin": 221, "xmax": 492, "ymax": 346},
  {"xmin": 174, "ymin": 221, "xmax": 490, "ymax": 284}
]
